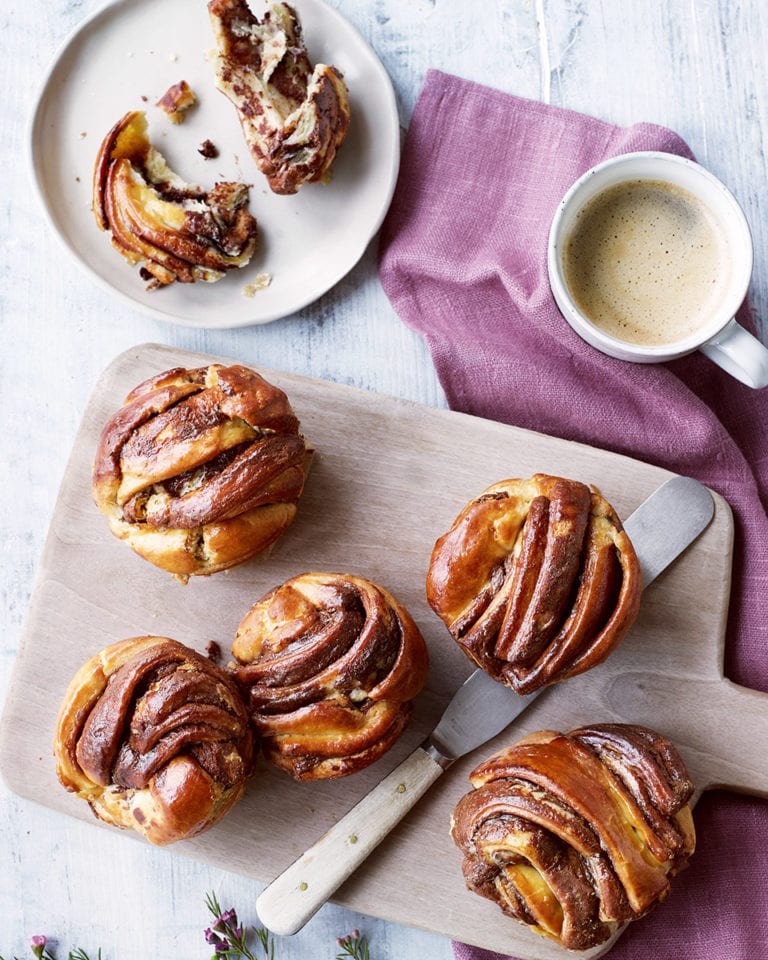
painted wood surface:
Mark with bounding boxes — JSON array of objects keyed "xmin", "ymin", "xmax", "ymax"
[{"xmin": 2, "ymin": 2, "xmax": 768, "ymax": 959}]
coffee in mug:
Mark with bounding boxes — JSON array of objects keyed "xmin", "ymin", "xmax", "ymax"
[
  {"xmin": 547, "ymin": 151, "xmax": 768, "ymax": 388},
  {"xmin": 561, "ymin": 179, "xmax": 730, "ymax": 347}
]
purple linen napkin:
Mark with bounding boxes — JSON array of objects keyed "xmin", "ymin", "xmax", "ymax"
[{"xmin": 378, "ymin": 69, "xmax": 768, "ymax": 960}]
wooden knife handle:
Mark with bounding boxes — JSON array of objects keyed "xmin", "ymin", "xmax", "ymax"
[{"xmin": 256, "ymin": 746, "xmax": 445, "ymax": 936}]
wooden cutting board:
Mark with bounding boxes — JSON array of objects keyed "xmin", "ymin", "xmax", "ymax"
[{"xmin": 2, "ymin": 343, "xmax": 767, "ymax": 959}]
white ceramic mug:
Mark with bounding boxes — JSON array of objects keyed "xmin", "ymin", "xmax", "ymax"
[{"xmin": 547, "ymin": 151, "xmax": 768, "ymax": 388}]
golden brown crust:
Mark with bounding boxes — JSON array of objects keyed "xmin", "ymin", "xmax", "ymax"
[
  {"xmin": 93, "ymin": 110, "xmax": 258, "ymax": 288},
  {"xmin": 426, "ymin": 474, "xmax": 642, "ymax": 694},
  {"xmin": 208, "ymin": 0, "xmax": 350, "ymax": 195},
  {"xmin": 92, "ymin": 363, "xmax": 312, "ymax": 580},
  {"xmin": 450, "ymin": 723, "xmax": 695, "ymax": 950},
  {"xmin": 230, "ymin": 572, "xmax": 429, "ymax": 780},
  {"xmin": 54, "ymin": 636, "xmax": 255, "ymax": 845}
]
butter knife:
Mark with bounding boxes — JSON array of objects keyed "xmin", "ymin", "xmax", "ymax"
[{"xmin": 256, "ymin": 475, "xmax": 715, "ymax": 935}]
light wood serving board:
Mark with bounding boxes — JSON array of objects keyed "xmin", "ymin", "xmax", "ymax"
[{"xmin": 2, "ymin": 343, "xmax": 767, "ymax": 959}]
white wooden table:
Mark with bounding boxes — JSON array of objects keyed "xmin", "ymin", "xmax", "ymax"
[{"xmin": 2, "ymin": 1, "xmax": 766, "ymax": 957}]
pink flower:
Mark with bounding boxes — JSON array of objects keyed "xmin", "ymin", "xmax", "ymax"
[{"xmin": 30, "ymin": 936, "xmax": 47, "ymax": 960}]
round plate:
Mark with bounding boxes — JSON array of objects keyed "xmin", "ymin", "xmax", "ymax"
[{"xmin": 29, "ymin": 0, "xmax": 401, "ymax": 327}]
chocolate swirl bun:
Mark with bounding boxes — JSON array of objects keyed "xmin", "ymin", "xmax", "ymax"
[
  {"xmin": 208, "ymin": 0, "xmax": 350, "ymax": 195},
  {"xmin": 92, "ymin": 363, "xmax": 312, "ymax": 581},
  {"xmin": 451, "ymin": 724, "xmax": 695, "ymax": 950},
  {"xmin": 93, "ymin": 111, "xmax": 258, "ymax": 289},
  {"xmin": 231, "ymin": 573, "xmax": 429, "ymax": 780},
  {"xmin": 54, "ymin": 636, "xmax": 255, "ymax": 845},
  {"xmin": 426, "ymin": 474, "xmax": 641, "ymax": 694}
]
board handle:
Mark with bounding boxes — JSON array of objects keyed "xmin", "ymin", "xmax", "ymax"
[
  {"xmin": 256, "ymin": 746, "xmax": 444, "ymax": 936},
  {"xmin": 697, "ymin": 678, "xmax": 768, "ymax": 796},
  {"xmin": 608, "ymin": 672, "xmax": 768, "ymax": 797}
]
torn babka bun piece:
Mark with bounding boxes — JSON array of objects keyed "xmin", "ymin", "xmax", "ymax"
[
  {"xmin": 93, "ymin": 110, "xmax": 258, "ymax": 289},
  {"xmin": 208, "ymin": 0, "xmax": 351, "ymax": 195},
  {"xmin": 156, "ymin": 80, "xmax": 198, "ymax": 124},
  {"xmin": 92, "ymin": 363, "xmax": 313, "ymax": 581},
  {"xmin": 54, "ymin": 636, "xmax": 255, "ymax": 845},
  {"xmin": 230, "ymin": 572, "xmax": 429, "ymax": 780},
  {"xmin": 426, "ymin": 474, "xmax": 641, "ymax": 695},
  {"xmin": 450, "ymin": 724, "xmax": 695, "ymax": 950}
]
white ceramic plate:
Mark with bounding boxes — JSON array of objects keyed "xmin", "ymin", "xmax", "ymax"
[{"xmin": 29, "ymin": 0, "xmax": 401, "ymax": 327}]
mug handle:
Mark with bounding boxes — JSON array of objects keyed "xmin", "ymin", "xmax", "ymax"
[{"xmin": 699, "ymin": 318, "xmax": 768, "ymax": 388}]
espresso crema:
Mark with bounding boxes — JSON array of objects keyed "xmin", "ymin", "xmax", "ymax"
[{"xmin": 562, "ymin": 179, "xmax": 730, "ymax": 346}]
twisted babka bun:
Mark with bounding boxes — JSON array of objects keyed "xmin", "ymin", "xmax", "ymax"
[
  {"xmin": 231, "ymin": 572, "xmax": 429, "ymax": 780},
  {"xmin": 92, "ymin": 363, "xmax": 312, "ymax": 581},
  {"xmin": 427, "ymin": 474, "xmax": 641, "ymax": 694},
  {"xmin": 208, "ymin": 0, "xmax": 350, "ymax": 195},
  {"xmin": 55, "ymin": 636, "xmax": 255, "ymax": 845},
  {"xmin": 451, "ymin": 723, "xmax": 695, "ymax": 950},
  {"xmin": 93, "ymin": 110, "xmax": 258, "ymax": 288}
]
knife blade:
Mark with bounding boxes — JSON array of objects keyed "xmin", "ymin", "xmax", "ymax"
[{"xmin": 256, "ymin": 475, "xmax": 715, "ymax": 936}]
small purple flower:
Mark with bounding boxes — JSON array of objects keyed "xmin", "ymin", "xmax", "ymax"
[
  {"xmin": 30, "ymin": 936, "xmax": 47, "ymax": 959},
  {"xmin": 212, "ymin": 907, "xmax": 238, "ymax": 934},
  {"xmin": 205, "ymin": 927, "xmax": 232, "ymax": 953}
]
